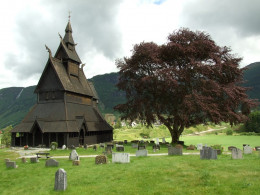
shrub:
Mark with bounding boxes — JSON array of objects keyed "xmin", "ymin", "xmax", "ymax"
[
  {"xmin": 244, "ymin": 111, "xmax": 260, "ymax": 133},
  {"xmin": 50, "ymin": 142, "xmax": 58, "ymax": 150},
  {"xmin": 226, "ymin": 129, "xmax": 233, "ymax": 135},
  {"xmin": 1, "ymin": 126, "xmax": 12, "ymax": 147}
]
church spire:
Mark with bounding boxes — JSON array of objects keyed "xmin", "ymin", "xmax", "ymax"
[{"xmin": 63, "ymin": 13, "xmax": 75, "ymax": 48}]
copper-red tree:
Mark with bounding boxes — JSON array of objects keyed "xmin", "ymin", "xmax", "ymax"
[{"xmin": 115, "ymin": 28, "xmax": 257, "ymax": 144}]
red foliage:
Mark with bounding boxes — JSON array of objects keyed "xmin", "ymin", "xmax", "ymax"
[{"xmin": 115, "ymin": 28, "xmax": 258, "ymax": 143}]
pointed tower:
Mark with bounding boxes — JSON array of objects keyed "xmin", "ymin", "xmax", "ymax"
[{"xmin": 11, "ymin": 19, "xmax": 113, "ymax": 148}]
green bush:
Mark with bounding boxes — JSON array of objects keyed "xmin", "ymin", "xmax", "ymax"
[
  {"xmin": 226, "ymin": 129, "xmax": 233, "ymax": 135},
  {"xmin": 50, "ymin": 142, "xmax": 58, "ymax": 150},
  {"xmin": 244, "ymin": 111, "xmax": 260, "ymax": 133},
  {"xmin": 1, "ymin": 126, "xmax": 12, "ymax": 147}
]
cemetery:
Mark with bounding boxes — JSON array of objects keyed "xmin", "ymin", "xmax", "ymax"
[{"xmin": 1, "ymin": 135, "xmax": 260, "ymax": 194}]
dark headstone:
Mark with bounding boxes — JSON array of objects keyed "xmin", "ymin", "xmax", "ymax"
[
  {"xmin": 84, "ymin": 144, "xmax": 88, "ymax": 149},
  {"xmin": 93, "ymin": 145, "xmax": 97, "ymax": 151},
  {"xmin": 255, "ymin": 146, "xmax": 260, "ymax": 151},
  {"xmin": 215, "ymin": 149, "xmax": 222, "ymax": 155},
  {"xmin": 45, "ymin": 159, "xmax": 59, "ymax": 167},
  {"xmin": 116, "ymin": 145, "xmax": 124, "ymax": 152},
  {"xmin": 72, "ymin": 160, "xmax": 80, "ymax": 166},
  {"xmin": 124, "ymin": 140, "xmax": 128, "ymax": 144},
  {"xmin": 118, "ymin": 141, "xmax": 124, "ymax": 145},
  {"xmin": 106, "ymin": 143, "xmax": 114, "ymax": 149},
  {"xmin": 200, "ymin": 147, "xmax": 217, "ymax": 160},
  {"xmin": 30, "ymin": 157, "xmax": 39, "ymax": 163},
  {"xmin": 138, "ymin": 145, "xmax": 146, "ymax": 150},
  {"xmin": 187, "ymin": 145, "xmax": 196, "ymax": 150},
  {"xmin": 168, "ymin": 146, "xmax": 183, "ymax": 155},
  {"xmin": 150, "ymin": 141, "xmax": 155, "ymax": 144},
  {"xmin": 54, "ymin": 168, "xmax": 67, "ymax": 191},
  {"xmin": 95, "ymin": 155, "xmax": 108, "ymax": 164},
  {"xmin": 6, "ymin": 161, "xmax": 18, "ymax": 168}
]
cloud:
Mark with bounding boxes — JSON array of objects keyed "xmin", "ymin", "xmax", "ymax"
[{"xmin": 4, "ymin": 0, "xmax": 122, "ymax": 80}]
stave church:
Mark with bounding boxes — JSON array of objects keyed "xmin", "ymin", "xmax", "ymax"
[{"xmin": 11, "ymin": 18, "xmax": 113, "ymax": 147}]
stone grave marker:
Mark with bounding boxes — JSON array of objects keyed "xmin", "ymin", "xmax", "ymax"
[
  {"xmin": 200, "ymin": 147, "xmax": 217, "ymax": 160},
  {"xmin": 124, "ymin": 140, "xmax": 128, "ymax": 144},
  {"xmin": 168, "ymin": 146, "xmax": 183, "ymax": 156},
  {"xmin": 95, "ymin": 155, "xmax": 108, "ymax": 164},
  {"xmin": 106, "ymin": 143, "xmax": 114, "ymax": 149},
  {"xmin": 6, "ymin": 161, "xmax": 18, "ymax": 168},
  {"xmin": 255, "ymin": 146, "xmax": 260, "ymax": 151},
  {"xmin": 73, "ymin": 160, "xmax": 80, "ymax": 166},
  {"xmin": 132, "ymin": 143, "xmax": 138, "ymax": 148},
  {"xmin": 100, "ymin": 143, "xmax": 105, "ymax": 148},
  {"xmin": 231, "ymin": 148, "xmax": 243, "ymax": 159},
  {"xmin": 162, "ymin": 137, "xmax": 166, "ymax": 144},
  {"xmin": 228, "ymin": 146, "xmax": 237, "ymax": 151},
  {"xmin": 150, "ymin": 140, "xmax": 155, "ymax": 144},
  {"xmin": 69, "ymin": 150, "xmax": 79, "ymax": 160},
  {"xmin": 21, "ymin": 157, "xmax": 27, "ymax": 163},
  {"xmin": 116, "ymin": 145, "xmax": 124, "ymax": 152},
  {"xmin": 244, "ymin": 145, "xmax": 252, "ymax": 154},
  {"xmin": 61, "ymin": 145, "xmax": 66, "ymax": 150},
  {"xmin": 138, "ymin": 145, "xmax": 146, "ymax": 150},
  {"xmin": 5, "ymin": 158, "xmax": 10, "ymax": 163},
  {"xmin": 187, "ymin": 145, "xmax": 196, "ymax": 150},
  {"xmin": 118, "ymin": 141, "xmax": 124, "ymax": 145},
  {"xmin": 136, "ymin": 149, "xmax": 148, "ymax": 157},
  {"xmin": 112, "ymin": 153, "xmax": 130, "ymax": 163},
  {"xmin": 46, "ymin": 159, "xmax": 59, "ymax": 167},
  {"xmin": 197, "ymin": 143, "xmax": 203, "ymax": 150},
  {"xmin": 155, "ymin": 138, "xmax": 159, "ymax": 145},
  {"xmin": 93, "ymin": 145, "xmax": 97, "ymax": 151},
  {"xmin": 30, "ymin": 157, "xmax": 39, "ymax": 163},
  {"xmin": 54, "ymin": 168, "xmax": 67, "ymax": 191}
]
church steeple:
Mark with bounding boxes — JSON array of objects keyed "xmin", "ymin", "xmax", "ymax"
[{"xmin": 63, "ymin": 20, "xmax": 75, "ymax": 49}]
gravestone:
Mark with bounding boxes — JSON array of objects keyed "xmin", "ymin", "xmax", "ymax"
[
  {"xmin": 30, "ymin": 157, "xmax": 39, "ymax": 163},
  {"xmin": 136, "ymin": 149, "xmax": 148, "ymax": 157},
  {"xmin": 162, "ymin": 137, "xmax": 166, "ymax": 144},
  {"xmin": 84, "ymin": 144, "xmax": 88, "ymax": 149},
  {"xmin": 21, "ymin": 157, "xmax": 27, "ymax": 163},
  {"xmin": 112, "ymin": 153, "xmax": 130, "ymax": 163},
  {"xmin": 132, "ymin": 143, "xmax": 138, "ymax": 148},
  {"xmin": 138, "ymin": 145, "xmax": 146, "ymax": 150},
  {"xmin": 72, "ymin": 160, "xmax": 80, "ymax": 166},
  {"xmin": 200, "ymin": 147, "xmax": 217, "ymax": 160},
  {"xmin": 187, "ymin": 145, "xmax": 196, "ymax": 150},
  {"xmin": 6, "ymin": 161, "xmax": 18, "ymax": 168},
  {"xmin": 168, "ymin": 146, "xmax": 183, "ymax": 155},
  {"xmin": 116, "ymin": 145, "xmax": 124, "ymax": 152},
  {"xmin": 5, "ymin": 158, "xmax": 10, "ymax": 163},
  {"xmin": 255, "ymin": 146, "xmax": 260, "ymax": 151},
  {"xmin": 231, "ymin": 148, "xmax": 243, "ymax": 159},
  {"xmin": 62, "ymin": 145, "xmax": 66, "ymax": 150},
  {"xmin": 197, "ymin": 143, "xmax": 203, "ymax": 150},
  {"xmin": 155, "ymin": 138, "xmax": 159, "ymax": 145},
  {"xmin": 124, "ymin": 140, "xmax": 128, "ymax": 144},
  {"xmin": 45, "ymin": 159, "xmax": 59, "ymax": 167},
  {"xmin": 69, "ymin": 150, "xmax": 79, "ymax": 160},
  {"xmin": 93, "ymin": 145, "xmax": 97, "ymax": 151},
  {"xmin": 244, "ymin": 145, "xmax": 252, "ymax": 154},
  {"xmin": 95, "ymin": 155, "xmax": 108, "ymax": 164},
  {"xmin": 150, "ymin": 140, "xmax": 155, "ymax": 144},
  {"xmin": 54, "ymin": 168, "xmax": 67, "ymax": 191},
  {"xmin": 100, "ymin": 143, "xmax": 105, "ymax": 148},
  {"xmin": 228, "ymin": 146, "xmax": 237, "ymax": 151},
  {"xmin": 118, "ymin": 141, "xmax": 124, "ymax": 145},
  {"xmin": 106, "ymin": 143, "xmax": 114, "ymax": 149}
]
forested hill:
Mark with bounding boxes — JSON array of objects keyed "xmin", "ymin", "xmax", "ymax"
[
  {"xmin": 0, "ymin": 62, "xmax": 259, "ymax": 129},
  {"xmin": 243, "ymin": 62, "xmax": 260, "ymax": 101}
]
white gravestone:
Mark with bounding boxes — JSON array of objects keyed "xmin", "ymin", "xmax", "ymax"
[
  {"xmin": 54, "ymin": 168, "xmax": 67, "ymax": 191},
  {"xmin": 62, "ymin": 145, "xmax": 66, "ymax": 150},
  {"xmin": 244, "ymin": 145, "xmax": 252, "ymax": 154},
  {"xmin": 197, "ymin": 143, "xmax": 203, "ymax": 150},
  {"xmin": 112, "ymin": 153, "xmax": 130, "ymax": 163},
  {"xmin": 155, "ymin": 138, "xmax": 159, "ymax": 145},
  {"xmin": 231, "ymin": 148, "xmax": 243, "ymax": 159},
  {"xmin": 162, "ymin": 137, "xmax": 166, "ymax": 143},
  {"xmin": 136, "ymin": 150, "xmax": 148, "ymax": 157},
  {"xmin": 46, "ymin": 159, "xmax": 59, "ymax": 167},
  {"xmin": 69, "ymin": 150, "xmax": 79, "ymax": 160}
]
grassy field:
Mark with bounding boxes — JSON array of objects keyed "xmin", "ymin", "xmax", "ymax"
[{"xmin": 0, "ymin": 148, "xmax": 259, "ymax": 195}]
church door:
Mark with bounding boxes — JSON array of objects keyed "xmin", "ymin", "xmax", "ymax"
[{"xmin": 79, "ymin": 129, "xmax": 84, "ymax": 146}]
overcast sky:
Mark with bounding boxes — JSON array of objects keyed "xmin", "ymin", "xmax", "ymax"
[{"xmin": 1, "ymin": 0, "xmax": 260, "ymax": 89}]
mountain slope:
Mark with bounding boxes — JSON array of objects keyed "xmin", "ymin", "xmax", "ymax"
[{"xmin": 0, "ymin": 62, "xmax": 259, "ymax": 129}]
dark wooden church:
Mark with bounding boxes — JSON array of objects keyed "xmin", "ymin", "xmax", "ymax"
[{"xmin": 11, "ymin": 20, "xmax": 113, "ymax": 147}]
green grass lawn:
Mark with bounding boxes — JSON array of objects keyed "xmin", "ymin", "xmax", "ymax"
[{"xmin": 0, "ymin": 149, "xmax": 259, "ymax": 195}]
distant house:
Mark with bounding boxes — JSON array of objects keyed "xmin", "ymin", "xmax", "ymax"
[{"xmin": 11, "ymin": 19, "xmax": 113, "ymax": 147}]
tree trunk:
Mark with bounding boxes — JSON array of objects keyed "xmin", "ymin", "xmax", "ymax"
[{"xmin": 166, "ymin": 123, "xmax": 184, "ymax": 144}]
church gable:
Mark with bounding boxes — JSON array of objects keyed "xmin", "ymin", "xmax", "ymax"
[{"xmin": 35, "ymin": 61, "xmax": 64, "ymax": 93}]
